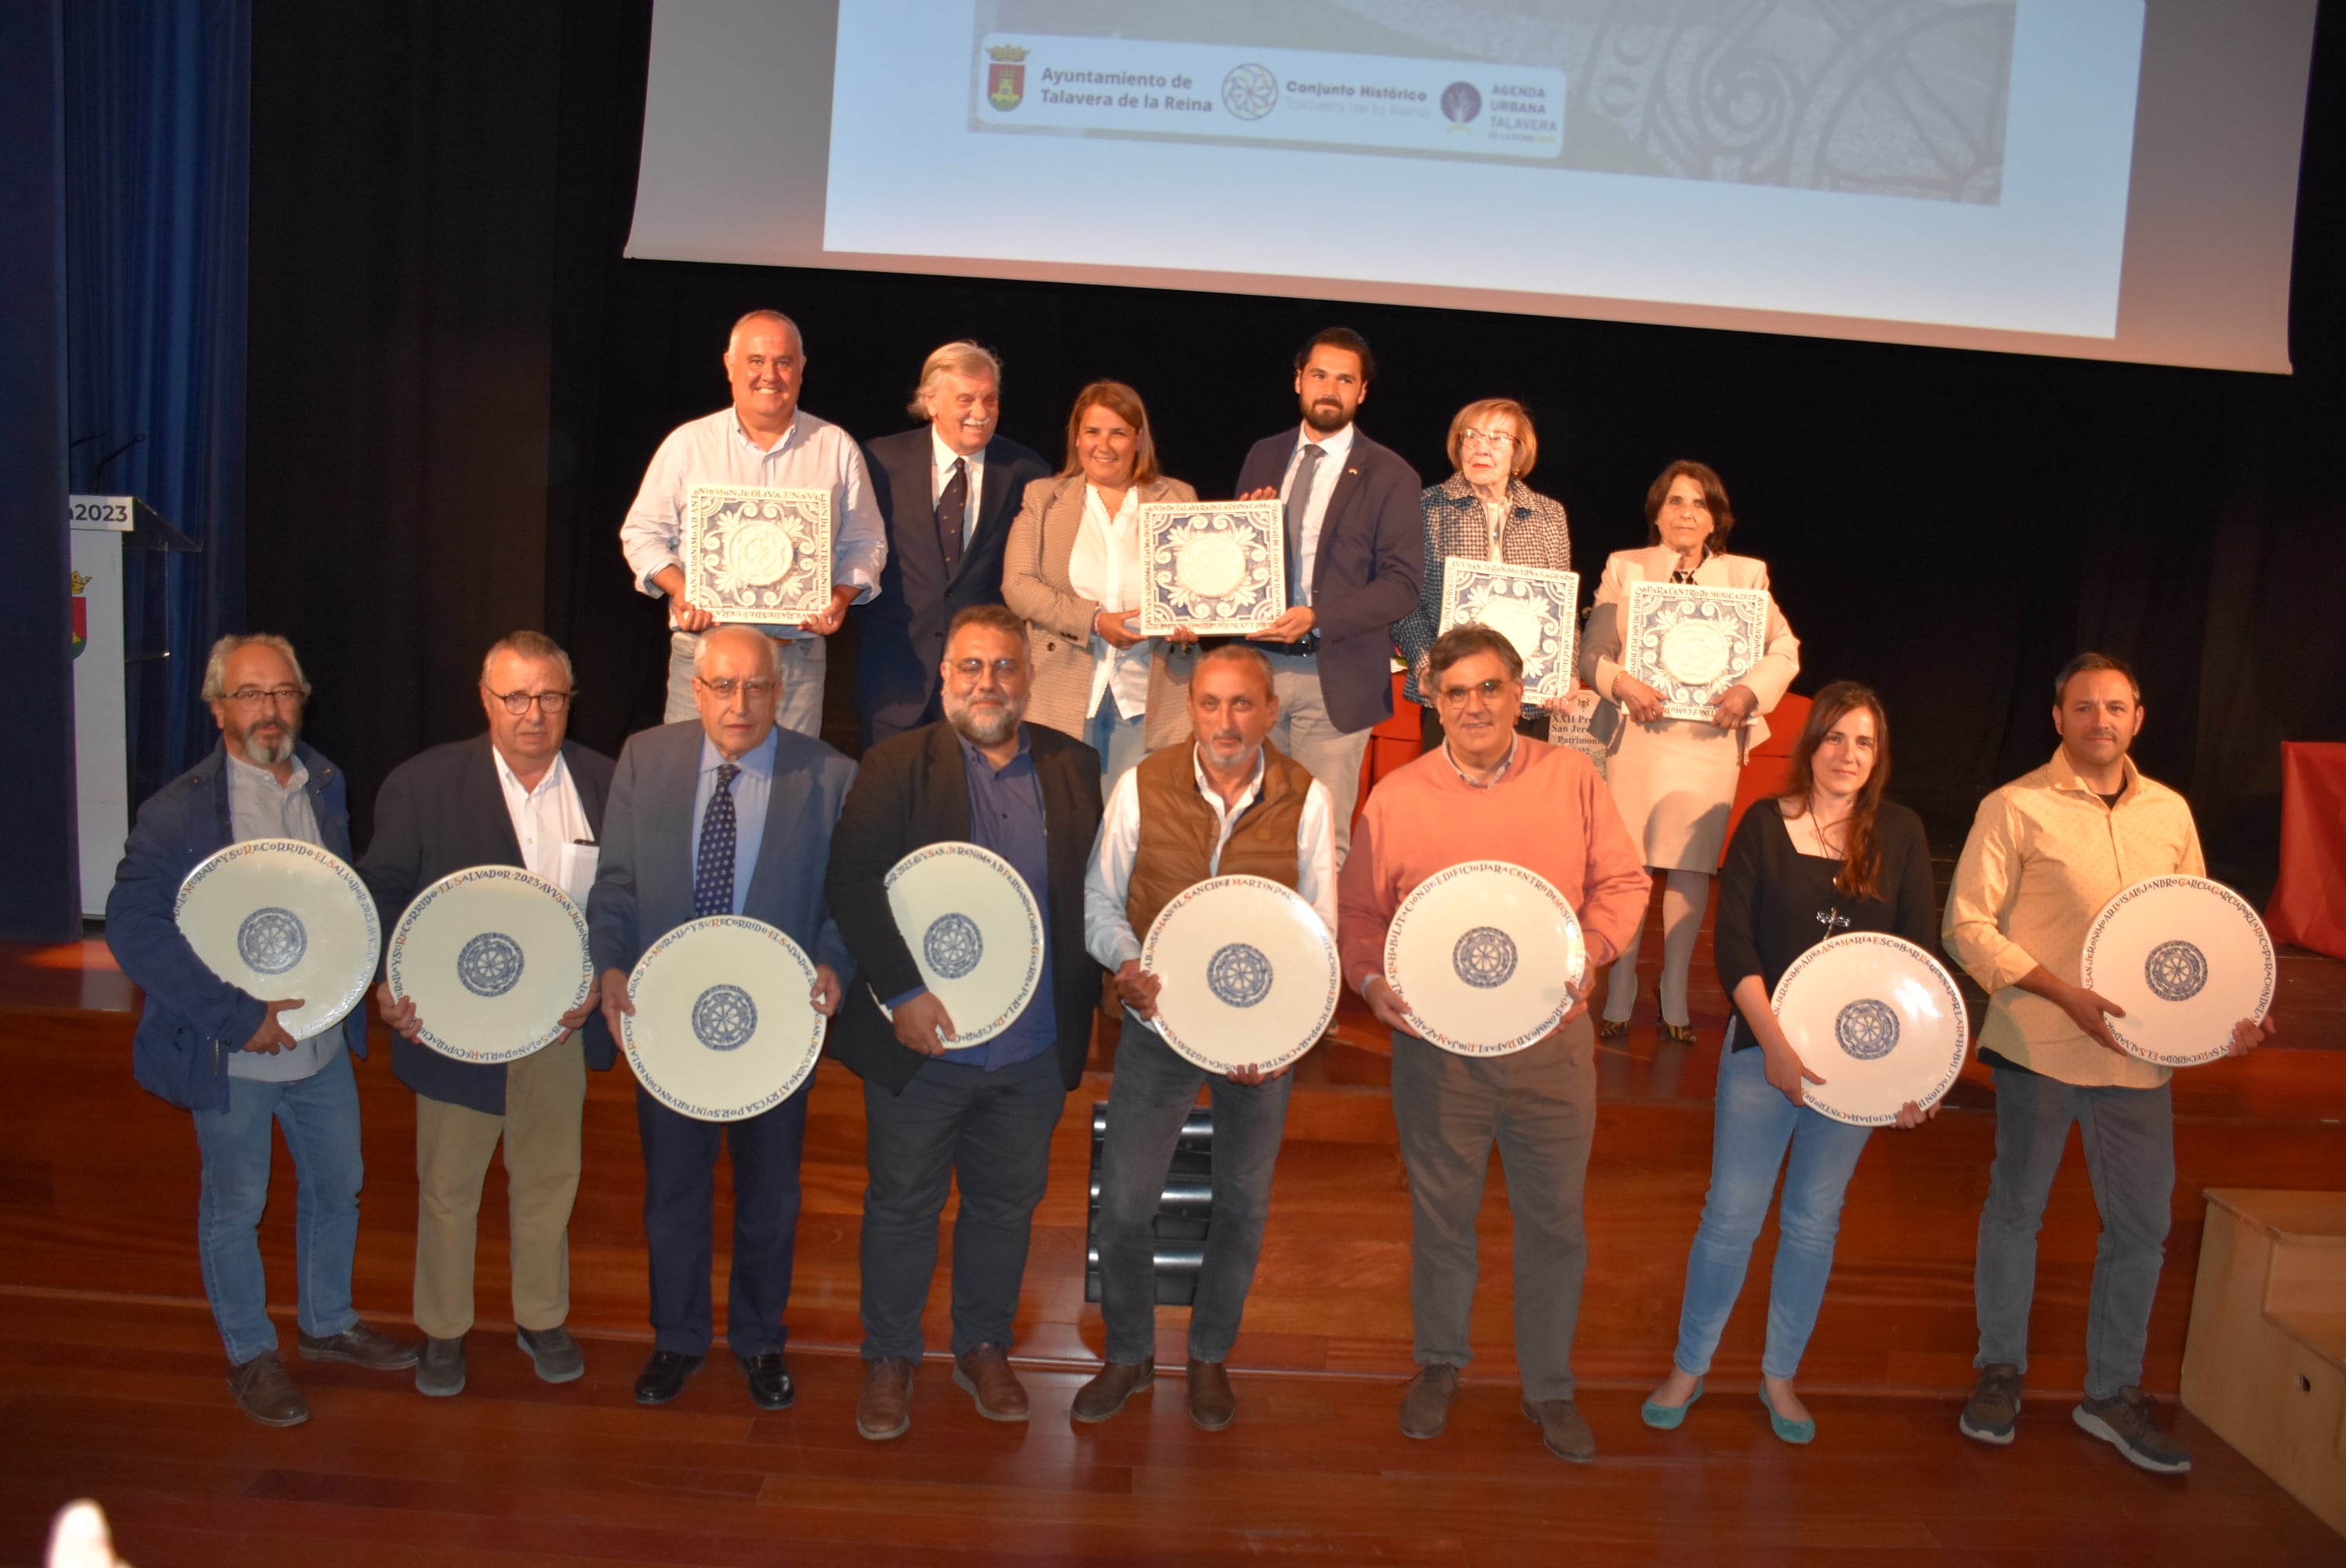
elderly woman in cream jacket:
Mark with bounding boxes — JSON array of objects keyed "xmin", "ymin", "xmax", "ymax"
[
  {"xmin": 1578, "ymin": 459, "xmax": 1799, "ymax": 1044},
  {"xmin": 1001, "ymin": 379, "xmax": 1198, "ymax": 788}
]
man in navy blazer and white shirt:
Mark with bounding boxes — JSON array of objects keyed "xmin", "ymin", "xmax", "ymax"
[
  {"xmin": 588, "ymin": 626, "xmax": 858, "ymax": 1410},
  {"xmin": 1233, "ymin": 327, "xmax": 1422, "ymax": 862},
  {"xmin": 855, "ymin": 340, "xmax": 1052, "ymax": 746}
]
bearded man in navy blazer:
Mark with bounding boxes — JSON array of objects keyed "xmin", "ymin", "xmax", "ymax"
[
  {"xmin": 587, "ymin": 625, "xmax": 858, "ymax": 1410},
  {"xmin": 1233, "ymin": 327, "xmax": 1422, "ymax": 862},
  {"xmin": 855, "ymin": 341, "xmax": 1052, "ymax": 746},
  {"xmin": 360, "ymin": 631, "xmax": 614, "ymax": 1399}
]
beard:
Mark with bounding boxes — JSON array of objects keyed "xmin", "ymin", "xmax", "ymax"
[
  {"xmin": 231, "ymin": 716, "xmax": 299, "ymax": 766},
  {"xmin": 944, "ymin": 689, "xmax": 1023, "ymax": 747},
  {"xmin": 1301, "ymin": 397, "xmax": 1350, "ymax": 435}
]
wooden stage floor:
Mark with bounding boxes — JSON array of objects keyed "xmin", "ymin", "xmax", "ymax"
[{"xmin": 5, "ymin": 891, "xmax": 2343, "ymax": 1564}]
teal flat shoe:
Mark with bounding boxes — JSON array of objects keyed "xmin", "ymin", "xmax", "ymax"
[
  {"xmin": 1640, "ymin": 1377, "xmax": 1703, "ymax": 1431},
  {"xmin": 1759, "ymin": 1385, "xmax": 1816, "ymax": 1445}
]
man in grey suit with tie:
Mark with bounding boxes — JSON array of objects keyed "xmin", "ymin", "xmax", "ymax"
[
  {"xmin": 856, "ymin": 341, "xmax": 1052, "ymax": 746},
  {"xmin": 589, "ymin": 626, "xmax": 857, "ymax": 1410}
]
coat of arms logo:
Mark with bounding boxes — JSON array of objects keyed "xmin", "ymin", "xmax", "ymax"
[{"xmin": 986, "ymin": 43, "xmax": 1029, "ymax": 111}]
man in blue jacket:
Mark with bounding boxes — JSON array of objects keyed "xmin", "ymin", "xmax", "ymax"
[{"xmin": 105, "ymin": 633, "xmax": 419, "ymax": 1427}]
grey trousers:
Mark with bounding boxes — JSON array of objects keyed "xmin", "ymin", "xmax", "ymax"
[
  {"xmin": 858, "ymin": 1050, "xmax": 1066, "ymax": 1362},
  {"xmin": 1974, "ymin": 1064, "xmax": 2174, "ymax": 1399},
  {"xmin": 1095, "ymin": 1014, "xmax": 1293, "ymax": 1365},
  {"xmin": 1264, "ymin": 655, "xmax": 1372, "ymax": 864},
  {"xmin": 1391, "ymin": 1013, "xmax": 1597, "ymax": 1402}
]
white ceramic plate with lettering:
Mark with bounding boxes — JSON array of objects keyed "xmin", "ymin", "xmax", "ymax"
[
  {"xmin": 622, "ymin": 916, "xmax": 823, "ymax": 1121},
  {"xmin": 175, "ymin": 837, "xmax": 380, "ymax": 1041},
  {"xmin": 2081, "ymin": 875, "xmax": 2274, "ymax": 1067},
  {"xmin": 387, "ymin": 866, "xmax": 591, "ymax": 1063},
  {"xmin": 880, "ymin": 842, "xmax": 1045, "ymax": 1049},
  {"xmin": 1142, "ymin": 874, "xmax": 1338, "ymax": 1075},
  {"xmin": 1385, "ymin": 861, "xmax": 1584, "ymax": 1056},
  {"xmin": 1771, "ymin": 931, "xmax": 1968, "ymax": 1126}
]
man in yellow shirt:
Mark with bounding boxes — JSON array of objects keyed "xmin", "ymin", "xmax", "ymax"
[{"xmin": 1943, "ymin": 653, "xmax": 2272, "ymax": 1473}]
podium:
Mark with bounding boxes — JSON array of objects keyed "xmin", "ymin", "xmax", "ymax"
[{"xmin": 69, "ymin": 495, "xmax": 197, "ymax": 916}]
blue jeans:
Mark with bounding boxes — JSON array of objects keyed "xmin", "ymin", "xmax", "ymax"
[
  {"xmin": 1672, "ymin": 1039, "xmax": 1873, "ymax": 1381},
  {"xmin": 1974, "ymin": 1065, "xmax": 2174, "ymax": 1399},
  {"xmin": 191, "ymin": 1047, "xmax": 365, "ymax": 1365},
  {"xmin": 1085, "ymin": 691, "xmax": 1148, "ymax": 796},
  {"xmin": 1095, "ymin": 1014, "xmax": 1292, "ymax": 1364}
]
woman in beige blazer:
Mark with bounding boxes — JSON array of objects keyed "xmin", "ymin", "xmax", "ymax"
[
  {"xmin": 1578, "ymin": 459, "xmax": 1800, "ymax": 1043},
  {"xmin": 1001, "ymin": 380, "xmax": 1198, "ymax": 788}
]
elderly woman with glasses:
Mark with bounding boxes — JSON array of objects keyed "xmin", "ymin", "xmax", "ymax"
[
  {"xmin": 1578, "ymin": 460, "xmax": 1800, "ymax": 1045},
  {"xmin": 1394, "ymin": 399, "xmax": 1575, "ymax": 753}
]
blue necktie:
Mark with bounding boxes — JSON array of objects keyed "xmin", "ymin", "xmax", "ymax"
[
  {"xmin": 1283, "ymin": 441, "xmax": 1324, "ymax": 610},
  {"xmin": 693, "ymin": 762, "xmax": 740, "ymax": 917}
]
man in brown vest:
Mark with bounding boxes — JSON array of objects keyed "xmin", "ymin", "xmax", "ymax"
[{"xmin": 1073, "ymin": 644, "xmax": 1338, "ymax": 1430}]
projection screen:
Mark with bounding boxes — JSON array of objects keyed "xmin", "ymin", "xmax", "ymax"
[{"xmin": 625, "ymin": 0, "xmax": 2318, "ymax": 374}]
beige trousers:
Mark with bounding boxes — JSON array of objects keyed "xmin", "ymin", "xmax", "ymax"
[{"xmin": 412, "ymin": 1035, "xmax": 587, "ymax": 1338}]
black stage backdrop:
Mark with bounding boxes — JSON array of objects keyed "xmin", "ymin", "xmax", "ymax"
[{"xmin": 248, "ymin": 1, "xmax": 2345, "ymax": 895}]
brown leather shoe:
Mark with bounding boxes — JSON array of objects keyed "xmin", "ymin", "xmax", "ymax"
[
  {"xmin": 227, "ymin": 1350, "xmax": 309, "ymax": 1427},
  {"xmin": 1070, "ymin": 1360, "xmax": 1154, "ymax": 1424},
  {"xmin": 1400, "ymin": 1364, "xmax": 1460, "ymax": 1439},
  {"xmin": 953, "ymin": 1343, "xmax": 1030, "ymax": 1421},
  {"xmin": 1187, "ymin": 1359, "xmax": 1237, "ymax": 1431},
  {"xmin": 297, "ymin": 1321, "xmax": 422, "ymax": 1371},
  {"xmin": 856, "ymin": 1356, "xmax": 916, "ymax": 1440},
  {"xmin": 1523, "ymin": 1396, "xmax": 1596, "ymax": 1462}
]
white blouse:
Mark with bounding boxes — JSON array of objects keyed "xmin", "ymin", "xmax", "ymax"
[{"xmin": 1066, "ymin": 483, "xmax": 1153, "ymax": 720}]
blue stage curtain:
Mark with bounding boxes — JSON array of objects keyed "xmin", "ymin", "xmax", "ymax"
[{"xmin": 62, "ymin": 0, "xmax": 249, "ymax": 808}]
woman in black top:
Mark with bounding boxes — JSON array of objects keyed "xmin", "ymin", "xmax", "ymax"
[{"xmin": 1639, "ymin": 682, "xmax": 1940, "ymax": 1444}]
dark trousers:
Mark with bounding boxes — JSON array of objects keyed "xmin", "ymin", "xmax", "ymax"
[
  {"xmin": 859, "ymin": 1050, "xmax": 1067, "ymax": 1361},
  {"xmin": 1095, "ymin": 1013, "xmax": 1293, "ymax": 1365},
  {"xmin": 635, "ymin": 1082, "xmax": 810, "ymax": 1359}
]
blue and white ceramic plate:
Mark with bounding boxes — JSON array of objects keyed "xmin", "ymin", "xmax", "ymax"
[
  {"xmin": 1142, "ymin": 874, "xmax": 1338, "ymax": 1075},
  {"xmin": 387, "ymin": 866, "xmax": 591, "ymax": 1064},
  {"xmin": 683, "ymin": 485, "xmax": 833, "ymax": 624},
  {"xmin": 1771, "ymin": 931, "xmax": 1968, "ymax": 1126},
  {"xmin": 1437, "ymin": 560, "xmax": 1580, "ymax": 704},
  {"xmin": 1622, "ymin": 581, "xmax": 1771, "ymax": 722},
  {"xmin": 881, "ymin": 842, "xmax": 1045, "ymax": 1049},
  {"xmin": 623, "ymin": 916, "xmax": 823, "ymax": 1121},
  {"xmin": 2082, "ymin": 874, "xmax": 2274, "ymax": 1068},
  {"xmin": 175, "ymin": 837, "xmax": 380, "ymax": 1042},
  {"xmin": 1137, "ymin": 500, "xmax": 1287, "ymax": 636},
  {"xmin": 1384, "ymin": 860, "xmax": 1585, "ymax": 1056}
]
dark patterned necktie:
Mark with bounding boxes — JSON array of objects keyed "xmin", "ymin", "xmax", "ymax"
[
  {"xmin": 1283, "ymin": 442, "xmax": 1324, "ymax": 608},
  {"xmin": 937, "ymin": 457, "xmax": 968, "ymax": 579},
  {"xmin": 692, "ymin": 762, "xmax": 740, "ymax": 917}
]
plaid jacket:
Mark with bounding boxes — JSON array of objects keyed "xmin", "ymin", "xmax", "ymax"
[{"xmin": 1394, "ymin": 473, "xmax": 1573, "ymax": 705}]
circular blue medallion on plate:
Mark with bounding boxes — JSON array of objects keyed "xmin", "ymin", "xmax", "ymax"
[
  {"xmin": 1452, "ymin": 927, "xmax": 1517, "ymax": 989},
  {"xmin": 1835, "ymin": 998, "xmax": 1899, "ymax": 1061},
  {"xmin": 2143, "ymin": 939, "xmax": 2207, "ymax": 1003},
  {"xmin": 924, "ymin": 913, "xmax": 984, "ymax": 980},
  {"xmin": 238, "ymin": 906, "xmax": 307, "ymax": 975},
  {"xmin": 1206, "ymin": 942, "xmax": 1273, "ymax": 1008},
  {"xmin": 456, "ymin": 931, "xmax": 525, "ymax": 998},
  {"xmin": 692, "ymin": 984, "xmax": 757, "ymax": 1051}
]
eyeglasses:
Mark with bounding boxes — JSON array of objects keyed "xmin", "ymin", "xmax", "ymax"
[
  {"xmin": 1459, "ymin": 429, "xmax": 1516, "ymax": 450},
  {"xmin": 695, "ymin": 677, "xmax": 780, "ymax": 701},
  {"xmin": 950, "ymin": 658, "xmax": 1025, "ymax": 681},
  {"xmin": 220, "ymin": 686, "xmax": 303, "ymax": 709},
  {"xmin": 1436, "ymin": 678, "xmax": 1516, "ymax": 705},
  {"xmin": 486, "ymin": 688, "xmax": 572, "ymax": 715}
]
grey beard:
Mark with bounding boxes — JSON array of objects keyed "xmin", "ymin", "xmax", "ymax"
[
  {"xmin": 945, "ymin": 695, "xmax": 1022, "ymax": 747},
  {"xmin": 238, "ymin": 728, "xmax": 296, "ymax": 766}
]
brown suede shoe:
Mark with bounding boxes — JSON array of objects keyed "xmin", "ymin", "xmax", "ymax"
[
  {"xmin": 1523, "ymin": 1396, "xmax": 1596, "ymax": 1463},
  {"xmin": 1400, "ymin": 1364, "xmax": 1461, "ymax": 1439},
  {"xmin": 227, "ymin": 1351, "xmax": 309, "ymax": 1427},
  {"xmin": 1187, "ymin": 1359, "xmax": 1237, "ymax": 1431},
  {"xmin": 296, "ymin": 1321, "xmax": 422, "ymax": 1371},
  {"xmin": 1070, "ymin": 1361, "xmax": 1154, "ymax": 1424},
  {"xmin": 856, "ymin": 1356, "xmax": 916, "ymax": 1440},
  {"xmin": 953, "ymin": 1343, "xmax": 1030, "ymax": 1421}
]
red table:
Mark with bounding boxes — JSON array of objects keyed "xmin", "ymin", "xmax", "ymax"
[{"xmin": 2266, "ymin": 741, "xmax": 2346, "ymax": 960}]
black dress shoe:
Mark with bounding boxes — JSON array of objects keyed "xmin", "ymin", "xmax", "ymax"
[
  {"xmin": 742, "ymin": 1352, "xmax": 794, "ymax": 1410},
  {"xmin": 634, "ymin": 1348, "xmax": 705, "ymax": 1406}
]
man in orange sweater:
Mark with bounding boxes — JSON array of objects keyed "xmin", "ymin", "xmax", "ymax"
[{"xmin": 1338, "ymin": 623, "xmax": 1649, "ymax": 1462}]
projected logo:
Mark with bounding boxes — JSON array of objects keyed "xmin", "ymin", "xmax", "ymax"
[
  {"xmin": 986, "ymin": 43, "xmax": 1028, "ymax": 111},
  {"xmin": 1222, "ymin": 63, "xmax": 1278, "ymax": 121},
  {"xmin": 1440, "ymin": 82, "xmax": 1481, "ymax": 125}
]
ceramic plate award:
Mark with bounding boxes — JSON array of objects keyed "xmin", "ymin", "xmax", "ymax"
[
  {"xmin": 1384, "ymin": 861, "xmax": 1585, "ymax": 1056},
  {"xmin": 684, "ymin": 485, "xmax": 833, "ymax": 624},
  {"xmin": 174, "ymin": 837, "xmax": 381, "ymax": 1041},
  {"xmin": 622, "ymin": 916, "xmax": 823, "ymax": 1120},
  {"xmin": 1622, "ymin": 581, "xmax": 1771, "ymax": 722},
  {"xmin": 386, "ymin": 866, "xmax": 592, "ymax": 1064},
  {"xmin": 1437, "ymin": 561, "xmax": 1580, "ymax": 704},
  {"xmin": 881, "ymin": 842, "xmax": 1045, "ymax": 1049},
  {"xmin": 1142, "ymin": 875, "xmax": 1338, "ymax": 1075},
  {"xmin": 2081, "ymin": 874, "xmax": 2275, "ymax": 1068},
  {"xmin": 1771, "ymin": 932, "xmax": 1969, "ymax": 1127},
  {"xmin": 1138, "ymin": 501, "xmax": 1287, "ymax": 635}
]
